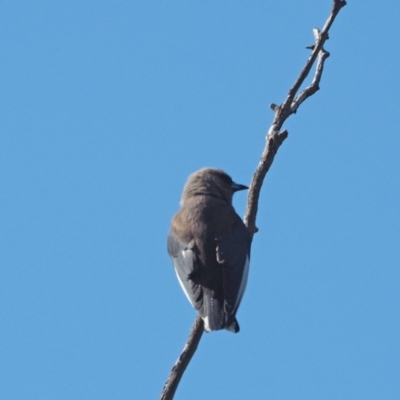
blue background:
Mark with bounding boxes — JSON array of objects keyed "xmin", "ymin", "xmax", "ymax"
[{"xmin": 1, "ymin": 1, "xmax": 399, "ymax": 399}]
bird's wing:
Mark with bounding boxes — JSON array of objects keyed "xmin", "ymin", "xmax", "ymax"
[
  {"xmin": 167, "ymin": 230, "xmax": 203, "ymax": 311},
  {"xmin": 215, "ymin": 219, "xmax": 251, "ymax": 316}
]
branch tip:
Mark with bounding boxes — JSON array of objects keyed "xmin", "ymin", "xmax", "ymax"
[
  {"xmin": 312, "ymin": 27, "xmax": 320, "ymax": 41},
  {"xmin": 269, "ymin": 103, "xmax": 279, "ymax": 112},
  {"xmin": 322, "ymin": 50, "xmax": 330, "ymax": 58},
  {"xmin": 335, "ymin": 0, "xmax": 347, "ymax": 7},
  {"xmin": 280, "ymin": 130, "xmax": 289, "ymax": 139}
]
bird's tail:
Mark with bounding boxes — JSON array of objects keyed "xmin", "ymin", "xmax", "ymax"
[
  {"xmin": 201, "ymin": 296, "xmax": 239, "ymax": 333},
  {"xmin": 224, "ymin": 315, "xmax": 240, "ymax": 333},
  {"xmin": 202, "ymin": 296, "xmax": 224, "ymax": 332}
]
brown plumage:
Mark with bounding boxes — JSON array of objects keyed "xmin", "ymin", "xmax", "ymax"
[{"xmin": 167, "ymin": 168, "xmax": 250, "ymax": 332}]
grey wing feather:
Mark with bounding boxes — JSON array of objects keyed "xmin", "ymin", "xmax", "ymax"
[
  {"xmin": 216, "ymin": 219, "xmax": 251, "ymax": 316},
  {"xmin": 167, "ymin": 230, "xmax": 203, "ymax": 311}
]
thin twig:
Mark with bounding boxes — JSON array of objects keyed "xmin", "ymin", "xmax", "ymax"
[
  {"xmin": 281, "ymin": 0, "xmax": 346, "ymax": 115},
  {"xmin": 291, "ymin": 48, "xmax": 330, "ymax": 113},
  {"xmin": 160, "ymin": 1, "xmax": 346, "ymax": 398}
]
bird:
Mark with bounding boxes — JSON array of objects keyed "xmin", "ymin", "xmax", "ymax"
[{"xmin": 167, "ymin": 168, "xmax": 251, "ymax": 333}]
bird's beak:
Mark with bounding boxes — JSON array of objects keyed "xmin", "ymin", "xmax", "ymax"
[{"xmin": 231, "ymin": 182, "xmax": 248, "ymax": 192}]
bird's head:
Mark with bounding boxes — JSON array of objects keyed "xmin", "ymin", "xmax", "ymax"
[{"xmin": 181, "ymin": 168, "xmax": 248, "ymax": 205}]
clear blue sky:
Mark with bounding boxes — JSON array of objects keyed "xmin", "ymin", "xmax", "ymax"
[{"xmin": 1, "ymin": 1, "xmax": 399, "ymax": 399}]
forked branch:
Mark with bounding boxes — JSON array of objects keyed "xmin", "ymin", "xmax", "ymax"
[
  {"xmin": 244, "ymin": 0, "xmax": 346, "ymax": 236},
  {"xmin": 160, "ymin": 1, "xmax": 346, "ymax": 399}
]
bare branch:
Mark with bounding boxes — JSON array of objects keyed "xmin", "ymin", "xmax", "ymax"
[
  {"xmin": 291, "ymin": 48, "xmax": 330, "ymax": 114},
  {"xmin": 244, "ymin": 0, "xmax": 346, "ymax": 236},
  {"xmin": 281, "ymin": 0, "xmax": 346, "ymax": 115},
  {"xmin": 244, "ymin": 129, "xmax": 288, "ymax": 235},
  {"xmin": 160, "ymin": 317, "xmax": 204, "ymax": 400},
  {"xmin": 160, "ymin": 1, "xmax": 346, "ymax": 398}
]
